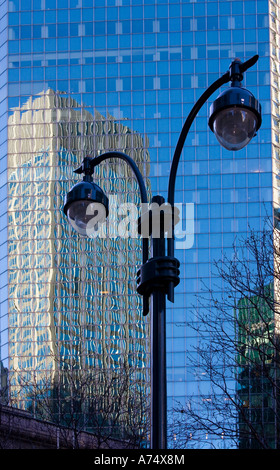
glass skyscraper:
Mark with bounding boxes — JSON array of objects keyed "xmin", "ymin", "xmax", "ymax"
[{"xmin": 0, "ymin": 0, "xmax": 277, "ymax": 448}]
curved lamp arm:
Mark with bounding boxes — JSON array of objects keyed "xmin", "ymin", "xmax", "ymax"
[
  {"xmin": 167, "ymin": 72, "xmax": 230, "ymax": 259},
  {"xmin": 167, "ymin": 72, "xmax": 230, "ymax": 208},
  {"xmin": 75, "ymin": 151, "xmax": 149, "ymax": 265},
  {"xmin": 167, "ymin": 55, "xmax": 259, "ymax": 258},
  {"xmin": 87, "ymin": 151, "xmax": 148, "ymax": 207}
]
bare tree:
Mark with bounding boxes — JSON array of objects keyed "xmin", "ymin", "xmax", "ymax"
[
  {"xmin": 0, "ymin": 355, "xmax": 149, "ymax": 449},
  {"xmin": 173, "ymin": 220, "xmax": 280, "ymax": 449}
]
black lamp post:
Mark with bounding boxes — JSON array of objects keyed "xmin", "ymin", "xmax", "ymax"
[{"xmin": 63, "ymin": 56, "xmax": 261, "ymax": 449}]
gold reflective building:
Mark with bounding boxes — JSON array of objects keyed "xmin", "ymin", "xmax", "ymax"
[{"xmin": 6, "ymin": 89, "xmax": 151, "ymax": 439}]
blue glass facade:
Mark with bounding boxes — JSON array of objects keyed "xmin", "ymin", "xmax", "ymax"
[{"xmin": 0, "ymin": 0, "xmax": 277, "ymax": 448}]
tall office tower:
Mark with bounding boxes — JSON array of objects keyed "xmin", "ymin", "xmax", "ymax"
[
  {"xmin": 5, "ymin": 89, "xmax": 151, "ymax": 442},
  {"xmin": 0, "ymin": 0, "xmax": 276, "ymax": 448}
]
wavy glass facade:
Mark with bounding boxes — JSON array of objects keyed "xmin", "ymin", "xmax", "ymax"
[{"xmin": 0, "ymin": 0, "xmax": 278, "ymax": 448}]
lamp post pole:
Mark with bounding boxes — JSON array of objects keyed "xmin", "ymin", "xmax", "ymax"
[
  {"xmin": 64, "ymin": 56, "xmax": 262, "ymax": 450},
  {"xmin": 151, "ymin": 197, "xmax": 168, "ymax": 449},
  {"xmin": 149, "ymin": 195, "xmax": 169, "ymax": 450}
]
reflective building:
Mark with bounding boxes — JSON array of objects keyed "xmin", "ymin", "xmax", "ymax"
[
  {"xmin": 237, "ymin": 283, "xmax": 277, "ymax": 449},
  {"xmin": 0, "ymin": 0, "xmax": 278, "ymax": 448}
]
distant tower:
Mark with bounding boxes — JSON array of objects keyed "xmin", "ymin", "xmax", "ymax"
[{"xmin": 7, "ymin": 90, "xmax": 151, "ymax": 435}]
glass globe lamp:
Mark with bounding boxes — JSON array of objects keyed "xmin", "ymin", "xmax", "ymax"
[
  {"xmin": 63, "ymin": 179, "xmax": 109, "ymax": 236},
  {"xmin": 208, "ymin": 86, "xmax": 261, "ymax": 151}
]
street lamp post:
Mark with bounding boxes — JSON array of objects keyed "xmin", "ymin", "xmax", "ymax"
[{"xmin": 63, "ymin": 56, "xmax": 262, "ymax": 449}]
